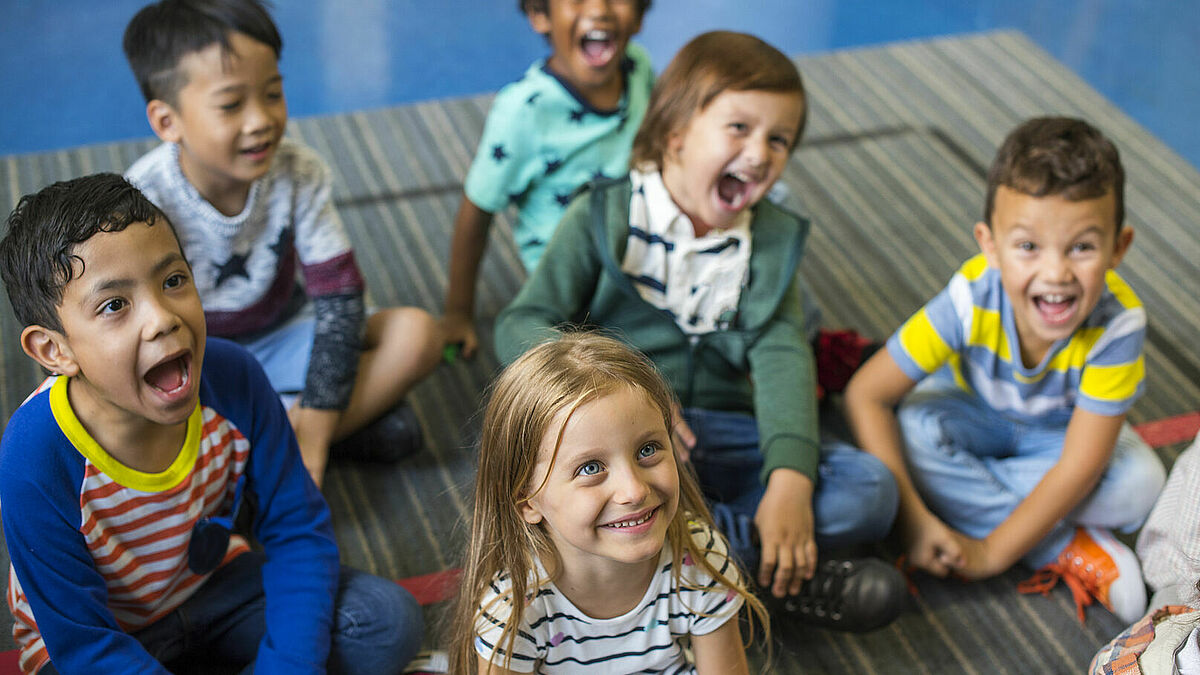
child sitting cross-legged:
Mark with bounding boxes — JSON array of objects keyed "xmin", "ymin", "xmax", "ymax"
[
  {"xmin": 0, "ymin": 174, "xmax": 422, "ymax": 674},
  {"xmin": 845, "ymin": 117, "xmax": 1168, "ymax": 624},
  {"xmin": 494, "ymin": 31, "xmax": 906, "ymax": 632},
  {"xmin": 123, "ymin": 0, "xmax": 442, "ymax": 487}
]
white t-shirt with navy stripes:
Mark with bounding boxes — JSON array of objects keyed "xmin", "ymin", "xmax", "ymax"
[{"xmin": 474, "ymin": 521, "xmax": 743, "ymax": 674}]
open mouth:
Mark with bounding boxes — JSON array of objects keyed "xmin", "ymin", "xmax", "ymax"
[
  {"xmin": 602, "ymin": 505, "xmax": 659, "ymax": 530},
  {"xmin": 144, "ymin": 353, "xmax": 192, "ymax": 395},
  {"xmin": 240, "ymin": 141, "xmax": 272, "ymax": 159},
  {"xmin": 1033, "ymin": 292, "xmax": 1078, "ymax": 325},
  {"xmin": 579, "ymin": 29, "xmax": 618, "ymax": 67},
  {"xmin": 717, "ymin": 171, "xmax": 754, "ymax": 210}
]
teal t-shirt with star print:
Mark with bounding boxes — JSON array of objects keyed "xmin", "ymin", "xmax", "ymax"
[{"xmin": 464, "ymin": 43, "xmax": 653, "ymax": 273}]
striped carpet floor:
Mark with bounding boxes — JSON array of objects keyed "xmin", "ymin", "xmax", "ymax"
[{"xmin": 1, "ymin": 31, "xmax": 1198, "ymax": 673}]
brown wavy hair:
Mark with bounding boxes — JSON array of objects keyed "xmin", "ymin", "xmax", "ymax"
[
  {"xmin": 447, "ymin": 331, "xmax": 767, "ymax": 673},
  {"xmin": 631, "ymin": 30, "xmax": 806, "ymax": 169}
]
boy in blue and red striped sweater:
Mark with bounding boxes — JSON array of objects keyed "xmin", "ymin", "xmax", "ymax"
[{"xmin": 0, "ymin": 174, "xmax": 420, "ymax": 674}]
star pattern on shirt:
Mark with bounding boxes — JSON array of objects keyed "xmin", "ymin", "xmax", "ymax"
[
  {"xmin": 554, "ymin": 192, "xmax": 573, "ymax": 207},
  {"xmin": 568, "ymin": 108, "xmax": 586, "ymax": 124},
  {"xmin": 492, "ymin": 144, "xmax": 509, "ymax": 162},
  {"xmin": 617, "ymin": 113, "xmax": 630, "ymax": 131},
  {"xmin": 269, "ymin": 228, "xmax": 291, "ymax": 260},
  {"xmin": 214, "ymin": 251, "xmax": 251, "ymax": 286},
  {"xmin": 592, "ymin": 170, "xmax": 609, "ymax": 183},
  {"xmin": 544, "ymin": 158, "xmax": 563, "ymax": 175},
  {"xmin": 526, "ymin": 92, "xmax": 541, "ymax": 105}
]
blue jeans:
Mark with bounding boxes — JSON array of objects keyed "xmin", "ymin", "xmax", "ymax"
[
  {"xmin": 683, "ymin": 408, "xmax": 898, "ymax": 568},
  {"xmin": 126, "ymin": 552, "xmax": 423, "ymax": 675},
  {"xmin": 897, "ymin": 379, "xmax": 1166, "ymax": 567}
]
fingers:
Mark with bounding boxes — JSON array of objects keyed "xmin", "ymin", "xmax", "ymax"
[
  {"xmin": 758, "ymin": 541, "xmax": 781, "ymax": 595},
  {"xmin": 460, "ymin": 331, "xmax": 478, "ymax": 359},
  {"xmin": 671, "ymin": 414, "xmax": 696, "ymax": 463}
]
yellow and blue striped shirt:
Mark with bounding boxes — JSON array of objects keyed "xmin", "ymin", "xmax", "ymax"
[{"xmin": 888, "ymin": 254, "xmax": 1145, "ymax": 423}]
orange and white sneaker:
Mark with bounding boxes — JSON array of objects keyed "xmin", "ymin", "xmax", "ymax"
[{"xmin": 1017, "ymin": 527, "xmax": 1147, "ymax": 624}]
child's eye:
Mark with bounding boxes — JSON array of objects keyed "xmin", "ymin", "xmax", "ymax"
[
  {"xmin": 266, "ymin": 90, "xmax": 284, "ymax": 102},
  {"xmin": 1016, "ymin": 241, "xmax": 1036, "ymax": 252},
  {"xmin": 219, "ymin": 100, "xmax": 242, "ymax": 112},
  {"xmin": 163, "ymin": 272, "xmax": 189, "ymax": 290},
  {"xmin": 728, "ymin": 122, "xmax": 748, "ymax": 134},
  {"xmin": 769, "ymin": 134, "xmax": 791, "ymax": 150},
  {"xmin": 576, "ymin": 460, "xmax": 604, "ymax": 477},
  {"xmin": 637, "ymin": 443, "xmax": 659, "ymax": 460},
  {"xmin": 100, "ymin": 298, "xmax": 127, "ymax": 314},
  {"xmin": 1071, "ymin": 241, "xmax": 1097, "ymax": 254}
]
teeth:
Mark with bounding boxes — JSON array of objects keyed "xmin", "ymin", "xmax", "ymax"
[
  {"xmin": 1041, "ymin": 294, "xmax": 1069, "ymax": 303},
  {"xmin": 609, "ymin": 511, "xmax": 652, "ymax": 528},
  {"xmin": 585, "ymin": 30, "xmax": 611, "ymax": 41}
]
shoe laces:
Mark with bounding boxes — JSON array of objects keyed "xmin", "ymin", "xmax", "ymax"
[
  {"xmin": 1017, "ymin": 558, "xmax": 1103, "ymax": 623},
  {"xmin": 784, "ymin": 559, "xmax": 854, "ymax": 621}
]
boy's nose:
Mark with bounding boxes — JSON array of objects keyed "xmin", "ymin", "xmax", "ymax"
[
  {"xmin": 242, "ymin": 99, "xmax": 277, "ymax": 135},
  {"xmin": 582, "ymin": 0, "xmax": 614, "ymax": 18},
  {"xmin": 1043, "ymin": 254, "xmax": 1075, "ymax": 283},
  {"xmin": 142, "ymin": 298, "xmax": 182, "ymax": 340},
  {"xmin": 743, "ymin": 135, "xmax": 770, "ymax": 168}
]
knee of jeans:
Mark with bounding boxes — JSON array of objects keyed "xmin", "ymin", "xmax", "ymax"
[
  {"xmin": 1112, "ymin": 452, "xmax": 1168, "ymax": 524},
  {"xmin": 334, "ymin": 572, "xmax": 424, "ymax": 671},
  {"xmin": 896, "ymin": 402, "xmax": 943, "ymax": 457}
]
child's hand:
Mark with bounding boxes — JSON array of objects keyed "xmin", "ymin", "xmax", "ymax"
[
  {"xmin": 901, "ymin": 512, "xmax": 964, "ymax": 577},
  {"xmin": 946, "ymin": 531, "xmax": 1007, "ymax": 580},
  {"xmin": 755, "ymin": 469, "xmax": 817, "ymax": 597},
  {"xmin": 669, "ymin": 402, "xmax": 696, "ymax": 463},
  {"xmin": 440, "ymin": 312, "xmax": 478, "ymax": 359}
]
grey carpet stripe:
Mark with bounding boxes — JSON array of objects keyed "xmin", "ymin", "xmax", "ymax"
[{"xmin": 0, "ymin": 32, "xmax": 1194, "ymax": 669}]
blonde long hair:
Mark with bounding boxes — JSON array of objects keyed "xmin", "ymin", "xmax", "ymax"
[{"xmin": 448, "ymin": 331, "xmax": 768, "ymax": 673}]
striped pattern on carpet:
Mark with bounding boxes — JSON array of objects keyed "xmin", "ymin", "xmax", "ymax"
[{"xmin": 1, "ymin": 31, "xmax": 1198, "ymax": 673}]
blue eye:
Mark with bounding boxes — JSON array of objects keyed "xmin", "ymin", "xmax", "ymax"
[
  {"xmin": 577, "ymin": 461, "xmax": 603, "ymax": 477},
  {"xmin": 1017, "ymin": 241, "xmax": 1036, "ymax": 252},
  {"xmin": 637, "ymin": 443, "xmax": 659, "ymax": 459},
  {"xmin": 1072, "ymin": 242, "xmax": 1096, "ymax": 253}
]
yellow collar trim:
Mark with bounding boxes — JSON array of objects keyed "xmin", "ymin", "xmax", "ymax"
[{"xmin": 48, "ymin": 376, "xmax": 200, "ymax": 492}]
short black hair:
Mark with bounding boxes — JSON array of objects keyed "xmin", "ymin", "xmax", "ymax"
[
  {"xmin": 519, "ymin": 0, "xmax": 652, "ymax": 18},
  {"xmin": 123, "ymin": 0, "xmax": 282, "ymax": 104},
  {"xmin": 984, "ymin": 116, "xmax": 1125, "ymax": 230},
  {"xmin": 0, "ymin": 173, "xmax": 176, "ymax": 333}
]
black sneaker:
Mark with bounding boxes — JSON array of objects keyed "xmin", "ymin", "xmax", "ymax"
[
  {"xmin": 331, "ymin": 402, "xmax": 424, "ymax": 463},
  {"xmin": 777, "ymin": 557, "xmax": 906, "ymax": 632}
]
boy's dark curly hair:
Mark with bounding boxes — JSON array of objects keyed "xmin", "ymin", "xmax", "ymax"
[
  {"xmin": 0, "ymin": 173, "xmax": 175, "ymax": 333},
  {"xmin": 984, "ymin": 116, "xmax": 1124, "ymax": 229},
  {"xmin": 123, "ymin": 0, "xmax": 282, "ymax": 104},
  {"xmin": 520, "ymin": 0, "xmax": 652, "ymax": 17}
]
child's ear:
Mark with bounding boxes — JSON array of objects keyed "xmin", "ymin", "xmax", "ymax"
[
  {"xmin": 146, "ymin": 99, "xmax": 183, "ymax": 143},
  {"xmin": 20, "ymin": 325, "xmax": 80, "ymax": 377},
  {"xmin": 1110, "ymin": 226, "xmax": 1134, "ymax": 268},
  {"xmin": 973, "ymin": 221, "xmax": 999, "ymax": 268},
  {"xmin": 519, "ymin": 497, "xmax": 545, "ymax": 526},
  {"xmin": 526, "ymin": 9, "xmax": 552, "ymax": 36}
]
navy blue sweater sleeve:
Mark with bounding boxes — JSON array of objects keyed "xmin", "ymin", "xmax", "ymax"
[
  {"xmin": 0, "ymin": 395, "xmax": 172, "ymax": 674},
  {"xmin": 202, "ymin": 338, "xmax": 341, "ymax": 674}
]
